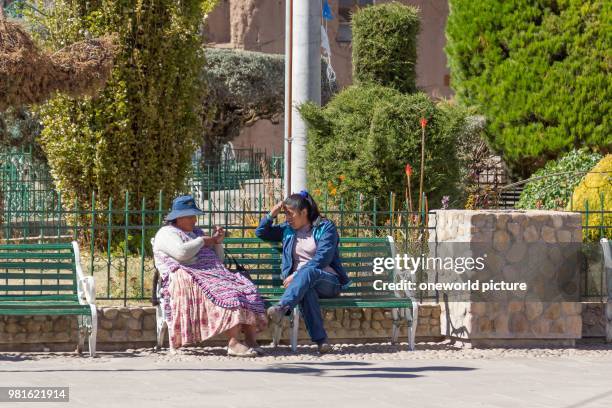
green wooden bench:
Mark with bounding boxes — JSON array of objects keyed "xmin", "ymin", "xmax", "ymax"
[
  {"xmin": 224, "ymin": 236, "xmax": 417, "ymax": 351},
  {"xmin": 0, "ymin": 242, "xmax": 97, "ymax": 356}
]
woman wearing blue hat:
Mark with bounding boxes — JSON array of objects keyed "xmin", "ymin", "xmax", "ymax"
[
  {"xmin": 255, "ymin": 190, "xmax": 349, "ymax": 354},
  {"xmin": 153, "ymin": 195, "xmax": 267, "ymax": 357}
]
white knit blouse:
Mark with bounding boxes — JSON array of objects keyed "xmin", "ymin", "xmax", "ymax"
[{"xmin": 153, "ymin": 225, "xmax": 204, "ymax": 265}]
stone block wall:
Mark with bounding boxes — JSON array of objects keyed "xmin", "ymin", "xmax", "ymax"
[
  {"xmin": 430, "ymin": 209, "xmax": 584, "ymax": 347},
  {"xmin": 1, "ymin": 301, "xmax": 608, "ymax": 351},
  {"xmin": 0, "ymin": 305, "xmax": 441, "ymax": 351},
  {"xmin": 582, "ymin": 302, "xmax": 607, "ymax": 337}
]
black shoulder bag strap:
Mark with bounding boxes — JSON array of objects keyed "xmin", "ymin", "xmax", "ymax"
[{"xmin": 223, "ymin": 247, "xmax": 253, "ymax": 282}]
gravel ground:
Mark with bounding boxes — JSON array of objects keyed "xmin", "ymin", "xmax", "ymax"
[{"xmin": 2, "ymin": 340, "xmax": 612, "ymax": 364}]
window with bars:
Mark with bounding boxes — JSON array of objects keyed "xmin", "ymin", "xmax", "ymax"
[{"xmin": 336, "ymin": 0, "xmax": 374, "ymax": 43}]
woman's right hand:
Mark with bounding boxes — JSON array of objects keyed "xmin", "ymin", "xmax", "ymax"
[{"xmin": 270, "ymin": 201, "xmax": 285, "ymax": 218}]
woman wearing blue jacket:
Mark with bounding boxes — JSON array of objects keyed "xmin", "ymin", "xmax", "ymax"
[{"xmin": 255, "ymin": 190, "xmax": 349, "ymax": 354}]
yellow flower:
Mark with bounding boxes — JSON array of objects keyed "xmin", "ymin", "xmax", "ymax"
[
  {"xmin": 338, "ymin": 174, "xmax": 346, "ymax": 182},
  {"xmin": 330, "ymin": 187, "xmax": 337, "ymax": 196}
]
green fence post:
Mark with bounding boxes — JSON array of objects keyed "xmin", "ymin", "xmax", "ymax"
[
  {"xmin": 585, "ymin": 199, "xmax": 589, "ymax": 239},
  {"xmin": 340, "ymin": 196, "xmax": 345, "ymax": 236},
  {"xmin": 56, "ymin": 191, "xmax": 62, "ymax": 240},
  {"xmin": 389, "ymin": 191, "xmax": 394, "ymax": 238},
  {"xmin": 357, "ymin": 191, "xmax": 361, "ymax": 238},
  {"xmin": 72, "ymin": 198, "xmax": 78, "ymax": 241},
  {"xmin": 107, "ymin": 197, "xmax": 112, "ymax": 300},
  {"xmin": 208, "ymin": 189, "xmax": 212, "ymax": 236},
  {"xmin": 124, "ymin": 191, "xmax": 129, "ymax": 306},
  {"xmin": 600, "ymin": 192, "xmax": 605, "ymax": 239},
  {"xmin": 158, "ymin": 190, "xmax": 163, "ymax": 226},
  {"xmin": 420, "ymin": 192, "xmax": 426, "ymax": 303},
  {"xmin": 89, "ymin": 191, "xmax": 96, "ymax": 276},
  {"xmin": 600, "ymin": 192, "xmax": 605, "ymax": 302},
  {"xmin": 141, "ymin": 196, "xmax": 146, "ymax": 299},
  {"xmin": 373, "ymin": 197, "xmax": 377, "ymax": 237}
]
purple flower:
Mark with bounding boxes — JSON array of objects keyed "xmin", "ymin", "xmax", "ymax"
[{"xmin": 441, "ymin": 196, "xmax": 450, "ymax": 209}]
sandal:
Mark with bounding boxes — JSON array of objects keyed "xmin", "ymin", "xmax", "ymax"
[
  {"xmin": 227, "ymin": 345, "xmax": 257, "ymax": 357},
  {"xmin": 249, "ymin": 346, "xmax": 265, "ymax": 356},
  {"xmin": 245, "ymin": 342, "xmax": 264, "ymax": 355}
]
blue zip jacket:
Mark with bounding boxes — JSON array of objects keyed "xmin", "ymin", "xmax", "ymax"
[{"xmin": 255, "ymin": 214, "xmax": 351, "ymax": 287}]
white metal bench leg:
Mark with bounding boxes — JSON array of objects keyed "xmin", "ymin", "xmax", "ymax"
[
  {"xmin": 76, "ymin": 315, "xmax": 85, "ymax": 354},
  {"xmin": 407, "ymin": 303, "xmax": 417, "ymax": 351},
  {"xmin": 391, "ymin": 308, "xmax": 400, "ymax": 344},
  {"xmin": 290, "ymin": 308, "xmax": 299, "ymax": 352},
  {"xmin": 88, "ymin": 305, "xmax": 97, "ymax": 357},
  {"xmin": 155, "ymin": 304, "xmax": 166, "ymax": 350}
]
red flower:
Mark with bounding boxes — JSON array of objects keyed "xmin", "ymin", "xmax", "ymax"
[
  {"xmin": 420, "ymin": 118, "xmax": 428, "ymax": 128},
  {"xmin": 405, "ymin": 163, "xmax": 413, "ymax": 177}
]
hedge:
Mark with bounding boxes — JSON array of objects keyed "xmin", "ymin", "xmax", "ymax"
[
  {"xmin": 26, "ymin": 0, "xmax": 217, "ymax": 210},
  {"xmin": 352, "ymin": 2, "xmax": 420, "ymax": 94},
  {"xmin": 446, "ymin": 0, "xmax": 611, "ymax": 177},
  {"xmin": 299, "ymin": 84, "xmax": 466, "ymax": 211},
  {"xmin": 517, "ymin": 149, "xmax": 602, "ymax": 210}
]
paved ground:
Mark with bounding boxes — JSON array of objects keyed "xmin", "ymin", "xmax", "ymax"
[{"xmin": 1, "ymin": 341, "xmax": 612, "ymax": 408}]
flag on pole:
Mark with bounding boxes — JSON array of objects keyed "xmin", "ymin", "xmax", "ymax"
[{"xmin": 323, "ymin": 0, "xmax": 333, "ymax": 20}]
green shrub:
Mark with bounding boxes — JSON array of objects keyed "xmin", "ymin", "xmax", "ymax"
[
  {"xmin": 352, "ymin": 2, "xmax": 420, "ymax": 94},
  {"xmin": 201, "ymin": 48, "xmax": 336, "ymax": 164},
  {"xmin": 517, "ymin": 149, "xmax": 602, "ymax": 210},
  {"xmin": 568, "ymin": 155, "xmax": 612, "ymax": 241},
  {"xmin": 300, "ymin": 85, "xmax": 466, "ymax": 211},
  {"xmin": 446, "ymin": 0, "xmax": 611, "ymax": 177},
  {"xmin": 26, "ymin": 0, "xmax": 217, "ymax": 212}
]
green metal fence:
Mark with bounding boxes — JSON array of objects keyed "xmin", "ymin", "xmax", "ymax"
[
  {"xmin": 0, "ymin": 147, "xmax": 57, "ymax": 218},
  {"xmin": 0, "ymin": 187, "xmax": 431, "ymax": 305},
  {"xmin": 0, "ymin": 145, "xmax": 284, "ymax": 220},
  {"xmin": 190, "ymin": 146, "xmax": 283, "ymax": 200}
]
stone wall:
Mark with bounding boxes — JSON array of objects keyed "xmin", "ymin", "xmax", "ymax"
[
  {"xmin": 0, "ymin": 305, "xmax": 441, "ymax": 352},
  {"xmin": 582, "ymin": 302, "xmax": 607, "ymax": 337},
  {"xmin": 431, "ymin": 209, "xmax": 584, "ymax": 347},
  {"xmin": 2, "ymin": 301, "xmax": 608, "ymax": 351}
]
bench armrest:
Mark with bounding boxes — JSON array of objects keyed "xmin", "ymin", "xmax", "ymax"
[
  {"xmin": 79, "ymin": 276, "xmax": 96, "ymax": 304},
  {"xmin": 72, "ymin": 241, "xmax": 96, "ymax": 305}
]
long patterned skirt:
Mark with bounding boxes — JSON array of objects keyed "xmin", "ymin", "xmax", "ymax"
[{"xmin": 168, "ymin": 268, "xmax": 268, "ymax": 348}]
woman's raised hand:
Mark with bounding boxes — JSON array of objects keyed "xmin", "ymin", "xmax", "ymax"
[
  {"xmin": 212, "ymin": 226, "xmax": 225, "ymax": 244},
  {"xmin": 270, "ymin": 201, "xmax": 285, "ymax": 218}
]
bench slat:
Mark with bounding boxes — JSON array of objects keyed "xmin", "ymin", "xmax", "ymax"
[
  {"xmin": 0, "ymin": 253, "xmax": 75, "ymax": 260},
  {"xmin": 0, "ymin": 262, "xmax": 74, "ymax": 270},
  {"xmin": 1, "ymin": 284, "xmax": 76, "ymax": 292},
  {"xmin": 0, "ymin": 244, "xmax": 73, "ymax": 251},
  {"xmin": 0, "ymin": 295, "xmax": 78, "ymax": 301},
  {"xmin": 0, "ymin": 300, "xmax": 83, "ymax": 306},
  {"xmin": 0, "ymin": 272, "xmax": 75, "ymax": 280},
  {"xmin": 259, "ymin": 297, "xmax": 411, "ymax": 308},
  {"xmin": 0, "ymin": 307, "xmax": 91, "ymax": 316},
  {"xmin": 224, "ymin": 246, "xmax": 389, "ymax": 254}
]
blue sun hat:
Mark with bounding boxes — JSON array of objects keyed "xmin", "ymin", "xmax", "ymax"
[{"xmin": 166, "ymin": 195, "xmax": 204, "ymax": 221}]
